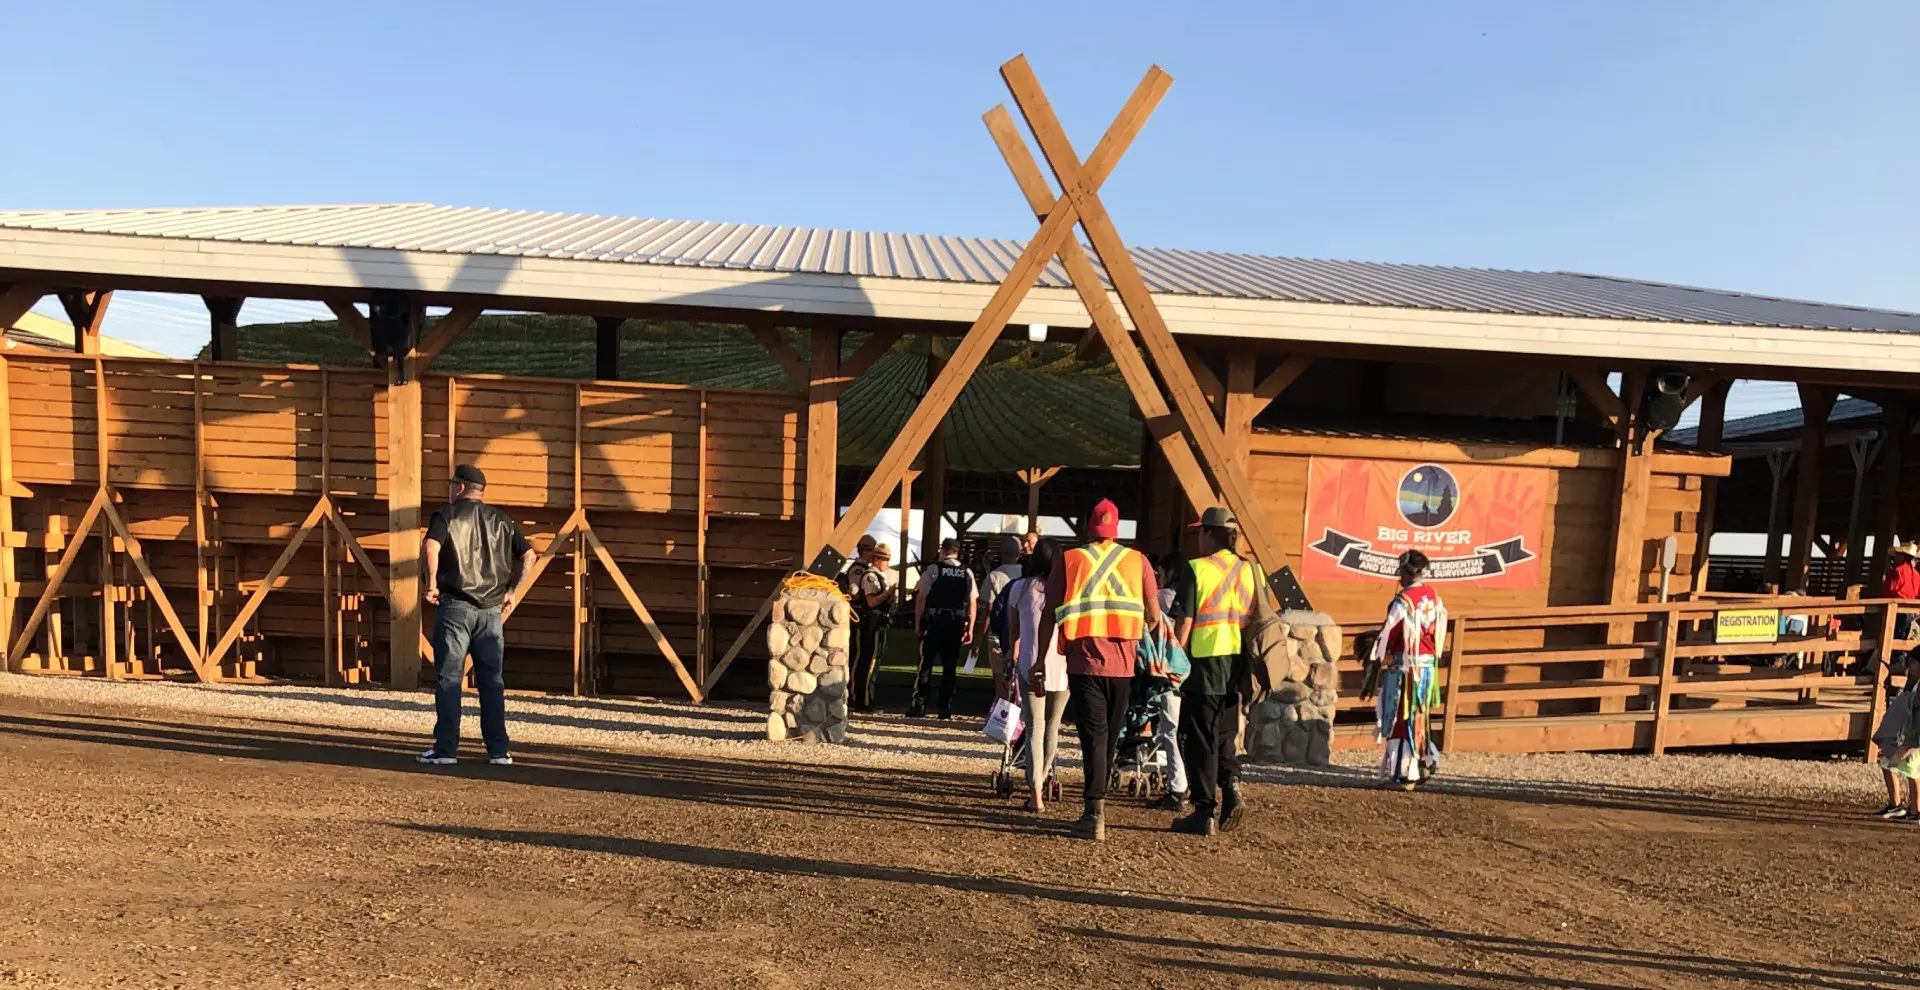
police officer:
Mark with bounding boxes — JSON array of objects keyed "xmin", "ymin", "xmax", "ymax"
[
  {"xmin": 1169, "ymin": 506, "xmax": 1260, "ymax": 837},
  {"xmin": 911, "ymin": 538, "xmax": 976, "ymax": 719}
]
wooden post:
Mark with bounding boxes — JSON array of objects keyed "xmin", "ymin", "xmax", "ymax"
[
  {"xmin": 1441, "ymin": 616, "xmax": 1466, "ymax": 754},
  {"xmin": 896, "ymin": 470, "xmax": 918, "ymax": 564},
  {"xmin": 572, "ymin": 382, "xmax": 586, "ymax": 696},
  {"xmin": 1761, "ymin": 450, "xmax": 1794, "ymax": 590},
  {"xmin": 917, "ymin": 349, "xmax": 947, "ymax": 570},
  {"xmin": 204, "ymin": 296, "xmax": 244, "ymax": 363},
  {"xmin": 57, "ymin": 290, "xmax": 111, "ymax": 356},
  {"xmin": 1869, "ymin": 395, "xmax": 1909, "ymax": 592},
  {"xmin": 1651, "ymin": 611, "xmax": 1680, "ymax": 755},
  {"xmin": 1690, "ymin": 379, "xmax": 1732, "ymax": 595},
  {"xmin": 191, "ymin": 364, "xmax": 209, "ymax": 657},
  {"xmin": 803, "ymin": 328, "xmax": 842, "ymax": 561},
  {"xmin": 0, "ymin": 353, "xmax": 12, "ymax": 670},
  {"xmin": 696, "ymin": 393, "xmax": 711, "ymax": 686},
  {"xmin": 1603, "ymin": 374, "xmax": 1650, "ymax": 712},
  {"xmin": 1843, "ymin": 437, "xmax": 1877, "ymax": 589},
  {"xmin": 1867, "ymin": 602, "xmax": 1898, "ymax": 763},
  {"xmin": 387, "ymin": 345, "xmax": 424, "ymax": 689},
  {"xmin": 594, "ymin": 316, "xmax": 623, "ymax": 381},
  {"xmin": 1786, "ymin": 384, "xmax": 1837, "ymax": 592},
  {"xmin": 1019, "ymin": 466, "xmax": 1061, "ymax": 534},
  {"xmin": 93, "ymin": 357, "xmax": 117, "ymax": 677},
  {"xmin": 1222, "ymin": 351, "xmax": 1258, "ymax": 475}
]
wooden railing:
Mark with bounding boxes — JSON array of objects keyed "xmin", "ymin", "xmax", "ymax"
[{"xmin": 1334, "ymin": 596, "xmax": 1920, "ymax": 756}]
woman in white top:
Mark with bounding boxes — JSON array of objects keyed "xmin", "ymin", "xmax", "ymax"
[{"xmin": 1008, "ymin": 540, "xmax": 1068, "ymax": 813}]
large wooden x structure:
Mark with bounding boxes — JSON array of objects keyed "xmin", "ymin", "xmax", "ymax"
[{"xmin": 702, "ymin": 55, "xmax": 1289, "ymax": 695}]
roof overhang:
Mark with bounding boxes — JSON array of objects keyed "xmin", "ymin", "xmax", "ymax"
[{"xmin": 6, "ymin": 225, "xmax": 1920, "ymax": 379}]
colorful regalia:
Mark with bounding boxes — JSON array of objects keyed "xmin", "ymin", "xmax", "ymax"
[{"xmin": 1369, "ymin": 582, "xmax": 1448, "ymax": 784}]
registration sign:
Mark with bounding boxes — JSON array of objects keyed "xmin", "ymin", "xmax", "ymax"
[{"xmin": 1715, "ymin": 608, "xmax": 1781, "ymax": 645}]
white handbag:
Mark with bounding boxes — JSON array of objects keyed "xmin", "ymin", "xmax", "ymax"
[{"xmin": 983, "ymin": 695, "xmax": 1025, "ymax": 745}]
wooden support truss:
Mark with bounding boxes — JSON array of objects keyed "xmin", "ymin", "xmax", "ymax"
[{"xmin": 703, "ymin": 54, "xmax": 1295, "ymax": 696}]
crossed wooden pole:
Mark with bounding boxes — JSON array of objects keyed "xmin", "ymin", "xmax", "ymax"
[{"xmin": 703, "ymin": 55, "xmax": 1291, "ymax": 695}]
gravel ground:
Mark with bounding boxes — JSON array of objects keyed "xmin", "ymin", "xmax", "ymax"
[{"xmin": 0, "ymin": 672, "xmax": 1880, "ymax": 807}]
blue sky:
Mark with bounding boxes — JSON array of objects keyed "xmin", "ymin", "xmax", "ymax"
[{"xmin": 5, "ymin": 0, "xmax": 1916, "ymax": 422}]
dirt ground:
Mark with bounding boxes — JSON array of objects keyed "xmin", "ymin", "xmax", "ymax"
[{"xmin": 0, "ymin": 693, "xmax": 1909, "ymax": 990}]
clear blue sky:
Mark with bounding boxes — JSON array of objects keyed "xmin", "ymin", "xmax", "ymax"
[{"xmin": 5, "ymin": 0, "xmax": 1916, "ymax": 422}]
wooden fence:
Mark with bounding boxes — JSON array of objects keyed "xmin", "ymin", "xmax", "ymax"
[
  {"xmin": 1333, "ymin": 595, "xmax": 1920, "ymax": 755},
  {"xmin": 1, "ymin": 352, "xmax": 807, "ymax": 699}
]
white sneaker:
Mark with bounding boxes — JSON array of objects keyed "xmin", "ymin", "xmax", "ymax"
[
  {"xmin": 487, "ymin": 754, "xmax": 514, "ymax": 767},
  {"xmin": 417, "ymin": 750, "xmax": 457, "ymax": 766}
]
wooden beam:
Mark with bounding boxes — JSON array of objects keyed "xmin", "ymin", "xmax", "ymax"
[
  {"xmin": 1074, "ymin": 326, "xmax": 1107, "ymax": 361},
  {"xmin": 1785, "ymin": 384, "xmax": 1838, "ymax": 592},
  {"xmin": 1020, "ymin": 465, "xmax": 1062, "ymax": 533},
  {"xmin": 750, "ymin": 323, "xmax": 810, "ymax": 389},
  {"xmin": 1690, "ymin": 378, "xmax": 1734, "ymax": 595},
  {"xmin": 983, "ymin": 102, "xmax": 1216, "ymax": 517},
  {"xmin": 584, "ymin": 526, "xmax": 704, "ymax": 702},
  {"xmin": 1869, "ymin": 394, "xmax": 1909, "ymax": 591},
  {"xmin": 325, "ymin": 300, "xmax": 372, "ymax": 351},
  {"xmin": 594, "ymin": 316, "xmax": 623, "ymax": 381},
  {"xmin": 704, "ymin": 66, "xmax": 1166, "ymax": 696},
  {"xmin": 387, "ymin": 352, "xmax": 425, "ymax": 689},
  {"xmin": 1000, "ymin": 55, "xmax": 1289, "ymax": 574},
  {"xmin": 1569, "ymin": 368, "xmax": 1626, "ymax": 434},
  {"xmin": 1223, "ymin": 351, "xmax": 1259, "ymax": 474},
  {"xmin": 696, "ymin": 394, "xmax": 711, "ymax": 686},
  {"xmin": 56, "ymin": 290, "xmax": 111, "ymax": 355},
  {"xmin": 1603, "ymin": 374, "xmax": 1652, "ymax": 712},
  {"xmin": 503, "ymin": 512, "xmax": 582, "ymax": 623},
  {"xmin": 1761, "ymin": 450, "xmax": 1795, "ymax": 590},
  {"xmin": 414, "ymin": 305, "xmax": 482, "ymax": 370},
  {"xmin": 203, "ymin": 497, "xmax": 331, "ymax": 671},
  {"xmin": 203, "ymin": 295, "xmax": 244, "ymax": 362},
  {"xmin": 836, "ymin": 329, "xmax": 902, "ymax": 384},
  {"xmin": 804, "ymin": 328, "xmax": 841, "ymax": 560},
  {"xmin": 0, "ymin": 283, "xmax": 46, "ymax": 330},
  {"xmin": 1180, "ymin": 343, "xmax": 1225, "ymax": 411},
  {"xmin": 1254, "ymin": 354, "xmax": 1315, "ymax": 405},
  {"xmin": 1843, "ymin": 436, "xmax": 1878, "ymax": 589},
  {"xmin": 100, "ymin": 497, "xmax": 207, "ymax": 677}
]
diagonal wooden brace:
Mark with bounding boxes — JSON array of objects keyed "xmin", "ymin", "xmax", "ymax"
[
  {"xmin": 101, "ymin": 495, "xmax": 208, "ymax": 677},
  {"xmin": 583, "ymin": 524, "xmax": 704, "ymax": 703},
  {"xmin": 8, "ymin": 489, "xmax": 107, "ymax": 662},
  {"xmin": 999, "ymin": 55, "xmax": 1289, "ymax": 574},
  {"xmin": 701, "ymin": 64, "xmax": 1173, "ymax": 697},
  {"xmin": 203, "ymin": 496, "xmax": 332, "ymax": 672},
  {"xmin": 982, "ymin": 101, "xmax": 1215, "ymax": 516}
]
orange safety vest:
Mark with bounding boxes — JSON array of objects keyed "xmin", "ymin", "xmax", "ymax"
[
  {"xmin": 1188, "ymin": 549, "xmax": 1256, "ymax": 657},
  {"xmin": 1056, "ymin": 541, "xmax": 1147, "ymax": 641}
]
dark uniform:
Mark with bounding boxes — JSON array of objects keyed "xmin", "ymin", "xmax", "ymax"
[
  {"xmin": 847, "ymin": 559, "xmax": 894, "ymax": 711},
  {"xmin": 912, "ymin": 559, "xmax": 974, "ymax": 718}
]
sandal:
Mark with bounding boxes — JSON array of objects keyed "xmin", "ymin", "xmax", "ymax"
[{"xmin": 1024, "ymin": 794, "xmax": 1045, "ymax": 814}]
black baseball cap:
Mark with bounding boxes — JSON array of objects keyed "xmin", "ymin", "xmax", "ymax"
[{"xmin": 453, "ymin": 463, "xmax": 487, "ymax": 487}]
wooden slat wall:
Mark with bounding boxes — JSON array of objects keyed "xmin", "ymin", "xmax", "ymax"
[{"xmin": 3, "ymin": 354, "xmax": 804, "ymax": 698}]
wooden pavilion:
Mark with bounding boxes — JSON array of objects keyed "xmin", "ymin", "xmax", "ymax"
[{"xmin": 2, "ymin": 58, "xmax": 1915, "ymax": 753}]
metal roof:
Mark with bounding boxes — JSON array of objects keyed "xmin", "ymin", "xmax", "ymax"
[
  {"xmin": 1667, "ymin": 396, "xmax": 1883, "ymax": 447},
  {"xmin": 2, "ymin": 203, "xmax": 1916, "ymax": 333}
]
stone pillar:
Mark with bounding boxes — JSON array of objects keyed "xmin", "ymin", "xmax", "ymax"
[
  {"xmin": 1241, "ymin": 609, "xmax": 1340, "ymax": 767},
  {"xmin": 767, "ymin": 583, "xmax": 852, "ymax": 742}
]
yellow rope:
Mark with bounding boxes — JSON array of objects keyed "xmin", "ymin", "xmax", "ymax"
[{"xmin": 783, "ymin": 570, "xmax": 856, "ymax": 624}]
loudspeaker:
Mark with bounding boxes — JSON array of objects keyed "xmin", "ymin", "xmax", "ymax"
[
  {"xmin": 1641, "ymin": 367, "xmax": 1691, "ymax": 434},
  {"xmin": 367, "ymin": 293, "xmax": 416, "ymax": 366}
]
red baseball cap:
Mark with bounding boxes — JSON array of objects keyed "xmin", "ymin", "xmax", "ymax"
[{"xmin": 1088, "ymin": 498, "xmax": 1121, "ymax": 540}]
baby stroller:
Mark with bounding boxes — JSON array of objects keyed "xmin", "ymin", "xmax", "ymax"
[
  {"xmin": 988, "ymin": 683, "xmax": 1063, "ymax": 801},
  {"xmin": 1111, "ymin": 678, "xmax": 1173, "ymax": 798}
]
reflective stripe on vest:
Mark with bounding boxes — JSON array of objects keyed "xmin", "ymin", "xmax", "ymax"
[
  {"xmin": 1056, "ymin": 542, "xmax": 1146, "ymax": 641},
  {"xmin": 1189, "ymin": 550, "xmax": 1254, "ymax": 657}
]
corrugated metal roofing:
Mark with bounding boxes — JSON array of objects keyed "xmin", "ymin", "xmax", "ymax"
[
  {"xmin": 2, "ymin": 203, "xmax": 1917, "ymax": 333},
  {"xmin": 1668, "ymin": 396, "xmax": 1882, "ymax": 446}
]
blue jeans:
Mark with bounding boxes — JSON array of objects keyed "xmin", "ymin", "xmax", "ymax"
[{"xmin": 431, "ymin": 599, "xmax": 509, "ymax": 758}]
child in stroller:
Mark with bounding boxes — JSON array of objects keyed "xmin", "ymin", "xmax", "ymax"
[
  {"xmin": 989, "ymin": 680, "xmax": 1064, "ymax": 802},
  {"xmin": 1112, "ymin": 618, "xmax": 1190, "ymax": 800}
]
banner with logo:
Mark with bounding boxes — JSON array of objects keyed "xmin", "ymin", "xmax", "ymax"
[{"xmin": 1302, "ymin": 457, "xmax": 1548, "ymax": 588}]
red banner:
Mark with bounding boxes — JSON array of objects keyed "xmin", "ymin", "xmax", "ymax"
[{"xmin": 1302, "ymin": 457, "xmax": 1547, "ymax": 588}]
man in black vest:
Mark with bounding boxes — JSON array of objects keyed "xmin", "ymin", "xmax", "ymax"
[
  {"xmin": 911, "ymin": 538, "xmax": 976, "ymax": 719},
  {"xmin": 418, "ymin": 463, "xmax": 535, "ymax": 766}
]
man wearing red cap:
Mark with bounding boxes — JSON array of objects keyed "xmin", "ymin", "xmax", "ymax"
[{"xmin": 1037, "ymin": 498, "xmax": 1160, "ymax": 841}]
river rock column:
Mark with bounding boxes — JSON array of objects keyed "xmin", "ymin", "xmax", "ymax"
[
  {"xmin": 767, "ymin": 584, "xmax": 852, "ymax": 743},
  {"xmin": 1241, "ymin": 609, "xmax": 1341, "ymax": 767}
]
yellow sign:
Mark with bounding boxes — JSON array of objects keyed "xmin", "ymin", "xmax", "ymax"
[{"xmin": 1715, "ymin": 608, "xmax": 1781, "ymax": 645}]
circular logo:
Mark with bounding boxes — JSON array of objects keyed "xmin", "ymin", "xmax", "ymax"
[{"xmin": 1397, "ymin": 463, "xmax": 1459, "ymax": 529}]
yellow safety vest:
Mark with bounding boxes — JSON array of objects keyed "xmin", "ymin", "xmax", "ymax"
[
  {"xmin": 1188, "ymin": 549, "xmax": 1255, "ymax": 657},
  {"xmin": 1056, "ymin": 541, "xmax": 1147, "ymax": 641}
]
